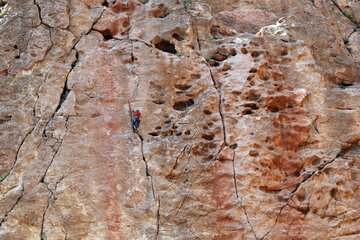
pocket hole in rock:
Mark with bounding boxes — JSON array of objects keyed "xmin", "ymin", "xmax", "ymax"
[
  {"xmin": 191, "ymin": 74, "xmax": 201, "ymax": 79},
  {"xmin": 247, "ymin": 74, "xmax": 254, "ymax": 81},
  {"xmin": 281, "ymin": 49, "xmax": 288, "ymax": 56},
  {"xmin": 208, "ymin": 60, "xmax": 220, "ymax": 67},
  {"xmin": 249, "ymin": 68, "xmax": 257, "ymax": 73},
  {"xmin": 102, "ymin": 1, "xmax": 109, "ymax": 7},
  {"xmin": 202, "ymin": 133, "xmax": 214, "ymax": 141},
  {"xmin": 153, "ymin": 99, "xmax": 165, "ymax": 104},
  {"xmin": 297, "ymin": 193, "xmax": 306, "ymax": 202},
  {"xmin": 232, "ymin": 90, "xmax": 242, "ymax": 95},
  {"xmin": 221, "ymin": 63, "xmax": 231, "ymax": 71},
  {"xmin": 173, "ymin": 101, "xmax": 186, "ymax": 111},
  {"xmin": 149, "ymin": 132, "xmax": 159, "ymax": 136},
  {"xmin": 203, "ymin": 109, "xmax": 212, "ymax": 115},
  {"xmin": 149, "ymin": 5, "xmax": 169, "ymax": 18},
  {"xmin": 241, "ymin": 48, "xmax": 248, "ymax": 54},
  {"xmin": 155, "ymin": 126, "xmax": 162, "ymax": 130},
  {"xmin": 163, "ymin": 130, "xmax": 174, "ymax": 136},
  {"xmin": 249, "ymin": 150, "xmax": 259, "ymax": 157},
  {"xmin": 101, "ymin": 29, "xmax": 113, "ymax": 40},
  {"xmin": 174, "ymin": 84, "xmax": 191, "ymax": 91},
  {"xmin": 185, "ymin": 130, "xmax": 191, "ymax": 135},
  {"xmin": 243, "ymin": 91, "xmax": 261, "ymax": 101},
  {"xmin": 244, "ymin": 103, "xmax": 259, "ymax": 110},
  {"xmin": 187, "ymin": 99, "xmax": 194, "ymax": 106},
  {"xmin": 251, "ymin": 51, "xmax": 260, "ymax": 58},
  {"xmin": 267, "ymin": 146, "xmax": 274, "ymax": 151},
  {"xmin": 172, "ymin": 33, "xmax": 184, "ymax": 41},
  {"xmin": 155, "ymin": 40, "xmax": 176, "ymax": 54},
  {"xmin": 229, "ymin": 143, "xmax": 238, "ymax": 149},
  {"xmin": 242, "ymin": 109, "xmax": 253, "ymax": 115},
  {"xmin": 229, "ymin": 48, "xmax": 237, "ymax": 56},
  {"xmin": 176, "ymin": 132, "xmax": 182, "ymax": 136}
]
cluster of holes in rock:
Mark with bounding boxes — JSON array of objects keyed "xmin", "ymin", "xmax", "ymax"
[
  {"xmin": 148, "ymin": 118, "xmax": 192, "ymax": 137},
  {"xmin": 208, "ymin": 47, "xmax": 237, "ymax": 67}
]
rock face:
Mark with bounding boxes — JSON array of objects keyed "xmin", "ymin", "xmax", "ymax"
[{"xmin": 0, "ymin": 0, "xmax": 360, "ymax": 239}]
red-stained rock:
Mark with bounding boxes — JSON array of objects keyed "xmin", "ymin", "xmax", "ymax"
[{"xmin": 1, "ymin": 0, "xmax": 360, "ymax": 239}]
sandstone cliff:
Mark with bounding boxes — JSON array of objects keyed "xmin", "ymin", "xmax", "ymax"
[{"xmin": 0, "ymin": 0, "xmax": 360, "ymax": 239}]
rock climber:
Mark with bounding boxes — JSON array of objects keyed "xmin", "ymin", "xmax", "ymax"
[{"xmin": 132, "ymin": 109, "xmax": 141, "ymax": 132}]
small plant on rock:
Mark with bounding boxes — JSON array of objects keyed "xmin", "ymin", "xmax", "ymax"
[
  {"xmin": 213, "ymin": 35, "xmax": 221, "ymax": 40},
  {"xmin": 343, "ymin": 38, "xmax": 349, "ymax": 44},
  {"xmin": 343, "ymin": 8, "xmax": 355, "ymax": 22},
  {"xmin": 0, "ymin": 6, "xmax": 6, "ymax": 18},
  {"xmin": 0, "ymin": 171, "xmax": 9, "ymax": 183},
  {"xmin": 184, "ymin": 0, "xmax": 191, "ymax": 13},
  {"xmin": 205, "ymin": 56, "xmax": 211, "ymax": 62},
  {"xmin": 336, "ymin": 152, "xmax": 344, "ymax": 158},
  {"xmin": 338, "ymin": 82, "xmax": 347, "ymax": 89}
]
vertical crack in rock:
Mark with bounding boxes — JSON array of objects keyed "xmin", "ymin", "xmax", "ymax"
[
  {"xmin": 261, "ymin": 205, "xmax": 285, "ymax": 240},
  {"xmin": 40, "ymin": 176, "xmax": 65, "ymax": 240},
  {"xmin": 232, "ymin": 151, "xmax": 258, "ymax": 239},
  {"xmin": 33, "ymin": 0, "xmax": 44, "ymax": 25},
  {"xmin": 127, "ymin": 56, "xmax": 160, "ymax": 237},
  {"xmin": 90, "ymin": 7, "xmax": 106, "ymax": 33},
  {"xmin": 209, "ymin": 67, "xmax": 227, "ymax": 145},
  {"xmin": 40, "ymin": 183, "xmax": 53, "ymax": 240},
  {"xmin": 191, "ymin": 16, "xmax": 227, "ymax": 145},
  {"xmin": 5, "ymin": 122, "xmax": 39, "ymax": 183},
  {"xmin": 0, "ymin": 186, "xmax": 24, "ymax": 228},
  {"xmin": 127, "ymin": 102, "xmax": 156, "ymax": 200},
  {"xmin": 42, "ymin": 43, "xmax": 77, "ymax": 138},
  {"xmin": 130, "ymin": 43, "xmax": 141, "ymax": 100},
  {"xmin": 40, "ymin": 119, "xmax": 68, "ymax": 240},
  {"xmin": 168, "ymin": 132, "xmax": 196, "ymax": 177},
  {"xmin": 232, "ymin": 151, "xmax": 239, "ymax": 199},
  {"xmin": 127, "ymin": 45, "xmax": 158, "ymax": 202},
  {"xmin": 155, "ymin": 199, "xmax": 161, "ymax": 240},
  {"xmin": 308, "ymin": 0, "xmax": 317, "ymax": 8}
]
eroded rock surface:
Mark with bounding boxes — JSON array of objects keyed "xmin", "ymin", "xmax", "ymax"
[{"xmin": 0, "ymin": 0, "xmax": 359, "ymax": 239}]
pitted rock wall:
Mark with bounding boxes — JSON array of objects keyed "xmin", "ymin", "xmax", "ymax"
[{"xmin": 0, "ymin": 0, "xmax": 360, "ymax": 239}]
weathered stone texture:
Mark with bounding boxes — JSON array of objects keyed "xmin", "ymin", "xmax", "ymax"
[{"xmin": 0, "ymin": 0, "xmax": 360, "ymax": 239}]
